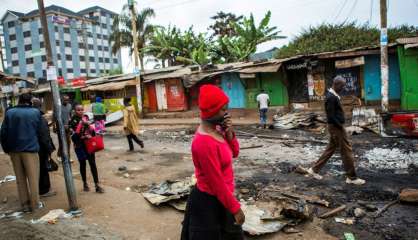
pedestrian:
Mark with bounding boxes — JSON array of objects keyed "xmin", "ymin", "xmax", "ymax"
[
  {"xmin": 32, "ymin": 98, "xmax": 57, "ymax": 197},
  {"xmin": 306, "ymin": 76, "xmax": 366, "ymax": 185},
  {"xmin": 69, "ymin": 104, "xmax": 104, "ymax": 193},
  {"xmin": 56, "ymin": 94, "xmax": 73, "ymax": 162},
  {"xmin": 256, "ymin": 89, "xmax": 270, "ymax": 128},
  {"xmin": 123, "ymin": 97, "xmax": 144, "ymax": 151},
  {"xmin": 0, "ymin": 93, "xmax": 46, "ymax": 212},
  {"xmin": 92, "ymin": 96, "xmax": 107, "ymax": 134},
  {"xmin": 181, "ymin": 85, "xmax": 245, "ymax": 240}
]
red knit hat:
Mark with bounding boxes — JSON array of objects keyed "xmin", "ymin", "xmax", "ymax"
[{"xmin": 198, "ymin": 84, "xmax": 229, "ymax": 119}]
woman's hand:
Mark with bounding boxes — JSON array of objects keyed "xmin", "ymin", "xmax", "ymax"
[
  {"xmin": 223, "ymin": 113, "xmax": 234, "ymax": 141},
  {"xmin": 233, "ymin": 208, "xmax": 245, "ymax": 225}
]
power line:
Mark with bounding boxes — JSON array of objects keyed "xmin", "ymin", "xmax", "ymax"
[
  {"xmin": 369, "ymin": 0, "xmax": 374, "ymax": 23},
  {"xmin": 334, "ymin": 0, "xmax": 348, "ymax": 22},
  {"xmin": 343, "ymin": 0, "xmax": 358, "ymax": 23}
]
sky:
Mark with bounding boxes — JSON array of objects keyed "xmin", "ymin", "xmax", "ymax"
[{"xmin": 1, "ymin": 0, "xmax": 418, "ymax": 72}]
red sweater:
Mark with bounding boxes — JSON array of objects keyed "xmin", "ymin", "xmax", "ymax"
[{"xmin": 191, "ymin": 131, "xmax": 240, "ymax": 214}]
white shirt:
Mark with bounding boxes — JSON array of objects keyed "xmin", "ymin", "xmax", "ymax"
[
  {"xmin": 328, "ymin": 88, "xmax": 341, "ymax": 100},
  {"xmin": 256, "ymin": 93, "xmax": 270, "ymax": 109}
]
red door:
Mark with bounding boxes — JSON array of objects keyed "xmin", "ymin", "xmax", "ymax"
[
  {"xmin": 165, "ymin": 78, "xmax": 188, "ymax": 112},
  {"xmin": 146, "ymin": 82, "xmax": 158, "ymax": 113}
]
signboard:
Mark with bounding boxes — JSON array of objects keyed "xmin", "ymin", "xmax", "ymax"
[
  {"xmin": 380, "ymin": 28, "xmax": 388, "ymax": 46},
  {"xmin": 308, "ymin": 72, "xmax": 326, "ymax": 101},
  {"xmin": 52, "ymin": 15, "xmax": 71, "ymax": 25},
  {"xmin": 57, "ymin": 76, "xmax": 65, "ymax": 85},
  {"xmin": 287, "ymin": 62, "xmax": 307, "ymax": 70},
  {"xmin": 46, "ymin": 66, "xmax": 57, "ymax": 81},
  {"xmin": 1, "ymin": 85, "xmax": 14, "ymax": 93},
  {"xmin": 335, "ymin": 56, "xmax": 365, "ymax": 69},
  {"xmin": 336, "ymin": 67, "xmax": 361, "ymax": 96},
  {"xmin": 71, "ymin": 77, "xmax": 86, "ymax": 87}
]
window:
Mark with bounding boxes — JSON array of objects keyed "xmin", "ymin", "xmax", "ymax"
[
  {"xmin": 65, "ymin": 55, "xmax": 72, "ymax": 61},
  {"xmin": 96, "ymin": 34, "xmax": 101, "ymax": 39},
  {"xmin": 101, "ymin": 23, "xmax": 107, "ymax": 28},
  {"xmin": 12, "ymin": 60, "xmax": 19, "ymax": 66},
  {"xmin": 113, "ymin": 58, "xmax": 118, "ymax": 64},
  {"xmin": 24, "ymin": 44, "xmax": 32, "ymax": 51},
  {"xmin": 103, "ymin": 35, "xmax": 108, "ymax": 40},
  {"xmin": 40, "ymin": 42, "xmax": 44, "ymax": 48},
  {"xmin": 11, "ymin": 47, "xmax": 17, "ymax": 54},
  {"xmin": 58, "ymin": 68, "xmax": 62, "ymax": 76},
  {"xmin": 98, "ymin": 57, "xmax": 103, "ymax": 63},
  {"xmin": 105, "ymin": 58, "xmax": 110, "ymax": 63},
  {"xmin": 57, "ymin": 54, "xmax": 61, "ymax": 60},
  {"xmin": 100, "ymin": 69, "xmax": 105, "ymax": 73},
  {"xmin": 56, "ymin": 40, "xmax": 60, "ymax": 46},
  {"xmin": 42, "ymin": 55, "xmax": 47, "ymax": 61},
  {"xmin": 79, "ymin": 55, "xmax": 85, "ymax": 61},
  {"xmin": 38, "ymin": 28, "xmax": 43, "ymax": 34},
  {"xmin": 78, "ymin": 43, "xmax": 85, "ymax": 49},
  {"xmin": 97, "ymin": 46, "xmax": 102, "ymax": 51},
  {"xmin": 42, "ymin": 70, "xmax": 46, "ymax": 77},
  {"xmin": 67, "ymin": 68, "xmax": 73, "ymax": 73},
  {"xmin": 54, "ymin": 26, "xmax": 59, "ymax": 32},
  {"xmin": 104, "ymin": 46, "xmax": 109, "ymax": 51},
  {"xmin": 81, "ymin": 68, "xmax": 87, "ymax": 73},
  {"xmin": 23, "ymin": 31, "xmax": 31, "ymax": 38},
  {"xmin": 9, "ymin": 34, "xmax": 16, "ymax": 41},
  {"xmin": 89, "ymin": 56, "xmax": 95, "ymax": 62},
  {"xmin": 87, "ymin": 32, "xmax": 93, "ymax": 38},
  {"xmin": 64, "ymin": 41, "xmax": 71, "ymax": 47},
  {"xmin": 7, "ymin": 21, "xmax": 15, "ymax": 28},
  {"xmin": 27, "ymin": 72, "xmax": 35, "ymax": 77},
  {"xmin": 89, "ymin": 12, "xmax": 94, "ymax": 18},
  {"xmin": 26, "ymin": 58, "xmax": 34, "ymax": 64},
  {"xmin": 88, "ymin": 44, "xmax": 93, "ymax": 50},
  {"xmin": 63, "ymin": 28, "xmax": 70, "ymax": 34},
  {"xmin": 90, "ymin": 69, "xmax": 96, "ymax": 73}
]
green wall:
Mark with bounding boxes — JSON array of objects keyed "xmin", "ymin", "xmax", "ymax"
[
  {"xmin": 398, "ymin": 46, "xmax": 418, "ymax": 110},
  {"xmin": 244, "ymin": 72, "xmax": 288, "ymax": 108}
]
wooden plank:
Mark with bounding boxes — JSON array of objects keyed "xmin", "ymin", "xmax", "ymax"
[{"xmin": 319, "ymin": 205, "xmax": 347, "ymax": 219}]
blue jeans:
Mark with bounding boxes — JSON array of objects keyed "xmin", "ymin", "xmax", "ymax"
[{"xmin": 259, "ymin": 108, "xmax": 268, "ymax": 125}]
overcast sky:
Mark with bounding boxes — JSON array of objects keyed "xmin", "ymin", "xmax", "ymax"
[{"xmin": 2, "ymin": 0, "xmax": 418, "ymax": 71}]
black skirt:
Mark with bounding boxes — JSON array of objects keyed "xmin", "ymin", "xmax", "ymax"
[{"xmin": 181, "ymin": 186, "xmax": 244, "ymax": 240}]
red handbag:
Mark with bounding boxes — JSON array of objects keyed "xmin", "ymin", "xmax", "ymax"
[{"xmin": 84, "ymin": 136, "xmax": 104, "ymax": 154}]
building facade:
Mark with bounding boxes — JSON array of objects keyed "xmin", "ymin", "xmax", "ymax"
[{"xmin": 1, "ymin": 5, "xmax": 122, "ymax": 81}]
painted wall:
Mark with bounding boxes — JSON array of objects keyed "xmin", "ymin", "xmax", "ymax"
[
  {"xmin": 259, "ymin": 72, "xmax": 288, "ymax": 106},
  {"xmin": 398, "ymin": 46, "xmax": 418, "ymax": 110},
  {"xmin": 364, "ymin": 54, "xmax": 401, "ymax": 101},
  {"xmin": 221, "ymin": 73, "xmax": 246, "ymax": 108}
]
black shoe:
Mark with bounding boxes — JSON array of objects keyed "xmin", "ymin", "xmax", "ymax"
[
  {"xmin": 83, "ymin": 183, "xmax": 90, "ymax": 192},
  {"xmin": 139, "ymin": 141, "xmax": 144, "ymax": 149},
  {"xmin": 95, "ymin": 185, "xmax": 105, "ymax": 193}
]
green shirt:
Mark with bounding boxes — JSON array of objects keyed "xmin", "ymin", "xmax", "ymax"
[{"xmin": 92, "ymin": 102, "xmax": 107, "ymax": 115}]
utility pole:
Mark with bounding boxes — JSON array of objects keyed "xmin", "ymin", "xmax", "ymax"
[
  {"xmin": 37, "ymin": 0, "xmax": 78, "ymax": 211},
  {"xmin": 380, "ymin": 0, "xmax": 389, "ymax": 112},
  {"xmin": 128, "ymin": 0, "xmax": 143, "ymax": 116}
]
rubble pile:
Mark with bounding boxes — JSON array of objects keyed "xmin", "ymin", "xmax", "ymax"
[
  {"xmin": 273, "ymin": 111, "xmax": 322, "ymax": 130},
  {"xmin": 363, "ymin": 147, "xmax": 418, "ymax": 169}
]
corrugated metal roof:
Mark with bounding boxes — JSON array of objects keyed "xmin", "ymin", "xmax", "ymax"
[
  {"xmin": 397, "ymin": 37, "xmax": 418, "ymax": 44},
  {"xmin": 81, "ymin": 79, "xmax": 137, "ymax": 92}
]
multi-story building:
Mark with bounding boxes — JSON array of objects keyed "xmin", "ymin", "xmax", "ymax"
[{"xmin": 1, "ymin": 5, "xmax": 122, "ymax": 80}]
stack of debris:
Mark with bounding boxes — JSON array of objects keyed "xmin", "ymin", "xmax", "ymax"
[
  {"xmin": 273, "ymin": 111, "xmax": 322, "ymax": 130},
  {"xmin": 350, "ymin": 107, "xmax": 379, "ymax": 134}
]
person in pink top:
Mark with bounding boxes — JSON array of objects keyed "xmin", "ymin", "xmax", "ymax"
[{"xmin": 181, "ymin": 84, "xmax": 245, "ymax": 240}]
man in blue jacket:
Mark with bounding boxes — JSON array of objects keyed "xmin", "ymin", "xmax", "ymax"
[{"xmin": 1, "ymin": 93, "xmax": 45, "ymax": 212}]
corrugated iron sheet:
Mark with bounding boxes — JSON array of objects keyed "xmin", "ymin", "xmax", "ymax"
[{"xmin": 81, "ymin": 80, "xmax": 137, "ymax": 92}]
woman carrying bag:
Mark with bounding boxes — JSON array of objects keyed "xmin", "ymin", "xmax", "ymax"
[
  {"xmin": 69, "ymin": 104, "xmax": 104, "ymax": 193},
  {"xmin": 181, "ymin": 85, "xmax": 245, "ymax": 240}
]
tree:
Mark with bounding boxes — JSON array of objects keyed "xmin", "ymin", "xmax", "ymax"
[
  {"xmin": 110, "ymin": 3, "xmax": 155, "ymax": 71},
  {"xmin": 146, "ymin": 25, "xmax": 181, "ymax": 67},
  {"xmin": 276, "ymin": 23, "xmax": 418, "ymax": 58},
  {"xmin": 217, "ymin": 11, "xmax": 285, "ymax": 62},
  {"xmin": 209, "ymin": 12, "xmax": 243, "ymax": 38}
]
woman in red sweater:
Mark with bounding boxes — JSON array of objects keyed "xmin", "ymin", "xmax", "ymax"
[{"xmin": 181, "ymin": 85, "xmax": 245, "ymax": 240}]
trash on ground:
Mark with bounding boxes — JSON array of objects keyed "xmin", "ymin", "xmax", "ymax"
[
  {"xmin": 281, "ymin": 199, "xmax": 312, "ymax": 221},
  {"xmin": 31, "ymin": 209, "xmax": 73, "ymax": 224},
  {"xmin": 0, "ymin": 175, "xmax": 16, "ymax": 185},
  {"xmin": 335, "ymin": 217, "xmax": 355, "ymax": 225},
  {"xmin": 0, "ymin": 211, "xmax": 24, "ymax": 220},
  {"xmin": 319, "ymin": 205, "xmax": 346, "ymax": 219},
  {"xmin": 344, "ymin": 232, "xmax": 356, "ymax": 240},
  {"xmin": 241, "ymin": 203, "xmax": 288, "ymax": 235},
  {"xmin": 273, "ymin": 111, "xmax": 319, "ymax": 130},
  {"xmin": 142, "ymin": 177, "xmax": 195, "ymax": 207},
  {"xmin": 399, "ymin": 188, "xmax": 418, "ymax": 203},
  {"xmin": 353, "ymin": 208, "xmax": 366, "ymax": 218},
  {"xmin": 345, "ymin": 126, "xmax": 364, "ymax": 135},
  {"xmin": 374, "ymin": 200, "xmax": 399, "ymax": 218},
  {"xmin": 168, "ymin": 199, "xmax": 187, "ymax": 211},
  {"xmin": 351, "ymin": 107, "xmax": 379, "ymax": 127},
  {"xmin": 281, "ymin": 192, "xmax": 330, "ymax": 207},
  {"xmin": 363, "ymin": 148, "xmax": 418, "ymax": 170}
]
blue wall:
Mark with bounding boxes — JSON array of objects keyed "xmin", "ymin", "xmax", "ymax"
[
  {"xmin": 364, "ymin": 54, "xmax": 401, "ymax": 101},
  {"xmin": 221, "ymin": 73, "xmax": 246, "ymax": 108}
]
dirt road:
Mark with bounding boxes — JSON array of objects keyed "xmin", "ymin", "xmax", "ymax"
[{"xmin": 1, "ymin": 126, "xmax": 417, "ymax": 239}]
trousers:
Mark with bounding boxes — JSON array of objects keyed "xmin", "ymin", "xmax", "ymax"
[
  {"xmin": 259, "ymin": 108, "xmax": 268, "ymax": 125},
  {"xmin": 127, "ymin": 134, "xmax": 143, "ymax": 150},
  {"xmin": 10, "ymin": 152, "xmax": 40, "ymax": 209},
  {"xmin": 312, "ymin": 124, "xmax": 357, "ymax": 178}
]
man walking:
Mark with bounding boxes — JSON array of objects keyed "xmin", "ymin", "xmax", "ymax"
[
  {"xmin": 123, "ymin": 97, "xmax": 144, "ymax": 151},
  {"xmin": 1, "ymin": 93, "xmax": 45, "ymax": 212},
  {"xmin": 256, "ymin": 89, "xmax": 270, "ymax": 128},
  {"xmin": 307, "ymin": 76, "xmax": 365, "ymax": 185}
]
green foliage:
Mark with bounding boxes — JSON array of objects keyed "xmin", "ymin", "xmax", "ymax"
[
  {"xmin": 110, "ymin": 4, "xmax": 155, "ymax": 70},
  {"xmin": 276, "ymin": 22, "xmax": 418, "ymax": 58},
  {"xmin": 209, "ymin": 12, "xmax": 243, "ymax": 38}
]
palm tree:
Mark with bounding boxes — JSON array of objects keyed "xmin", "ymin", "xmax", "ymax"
[{"xmin": 110, "ymin": 3, "xmax": 155, "ymax": 71}]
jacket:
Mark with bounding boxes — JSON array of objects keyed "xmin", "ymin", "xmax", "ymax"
[
  {"xmin": 325, "ymin": 90, "xmax": 345, "ymax": 128},
  {"xmin": 39, "ymin": 111, "xmax": 55, "ymax": 155},
  {"xmin": 1, "ymin": 105, "xmax": 42, "ymax": 153},
  {"xmin": 123, "ymin": 106, "xmax": 139, "ymax": 135}
]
